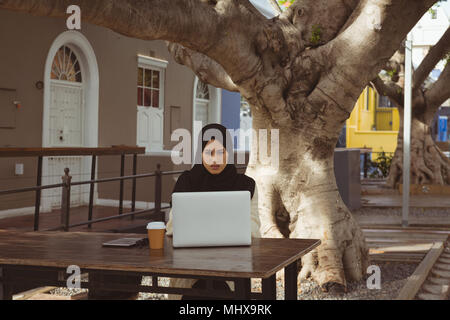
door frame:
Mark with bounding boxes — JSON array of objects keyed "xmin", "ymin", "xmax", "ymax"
[
  {"xmin": 192, "ymin": 77, "xmax": 222, "ymax": 164},
  {"xmin": 136, "ymin": 55, "xmax": 168, "ymax": 153},
  {"xmin": 41, "ymin": 31, "xmax": 99, "ymax": 212}
]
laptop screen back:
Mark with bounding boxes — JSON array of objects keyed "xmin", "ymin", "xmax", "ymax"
[{"xmin": 172, "ymin": 191, "xmax": 251, "ymax": 248}]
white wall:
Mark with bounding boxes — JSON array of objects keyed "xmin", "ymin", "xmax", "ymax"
[{"xmin": 412, "ymin": 6, "xmax": 449, "ymax": 72}]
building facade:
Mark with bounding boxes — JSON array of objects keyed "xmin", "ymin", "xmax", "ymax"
[
  {"xmin": 0, "ymin": 9, "xmax": 244, "ymax": 216},
  {"xmin": 345, "ymin": 87, "xmax": 400, "ymax": 158}
]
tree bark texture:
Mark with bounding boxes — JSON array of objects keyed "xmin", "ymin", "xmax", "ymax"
[{"xmin": 387, "ymin": 115, "xmax": 450, "ymax": 188}]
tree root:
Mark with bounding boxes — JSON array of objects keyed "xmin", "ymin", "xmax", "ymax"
[
  {"xmin": 291, "ymin": 203, "xmax": 369, "ymax": 289},
  {"xmin": 387, "ymin": 133, "xmax": 450, "ymax": 188}
]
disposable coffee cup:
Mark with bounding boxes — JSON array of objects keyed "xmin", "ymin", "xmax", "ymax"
[{"xmin": 147, "ymin": 222, "xmax": 166, "ymax": 250}]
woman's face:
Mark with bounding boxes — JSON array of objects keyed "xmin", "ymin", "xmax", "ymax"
[{"xmin": 202, "ymin": 139, "xmax": 228, "ymax": 175}]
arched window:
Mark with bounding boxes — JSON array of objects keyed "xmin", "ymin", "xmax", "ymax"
[{"xmin": 51, "ymin": 46, "xmax": 82, "ymax": 82}]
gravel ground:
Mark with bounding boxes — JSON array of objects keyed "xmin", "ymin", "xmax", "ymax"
[
  {"xmin": 50, "ymin": 287, "xmax": 88, "ymax": 297},
  {"xmin": 293, "ymin": 262, "xmax": 417, "ymax": 300},
  {"xmin": 49, "ymin": 261, "xmax": 417, "ymax": 300}
]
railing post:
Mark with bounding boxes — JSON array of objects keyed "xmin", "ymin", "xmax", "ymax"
[
  {"xmin": 61, "ymin": 168, "xmax": 72, "ymax": 232},
  {"xmin": 131, "ymin": 154, "xmax": 138, "ymax": 220},
  {"xmin": 33, "ymin": 156, "xmax": 43, "ymax": 231},
  {"xmin": 119, "ymin": 154, "xmax": 125, "ymax": 215},
  {"xmin": 88, "ymin": 155, "xmax": 97, "ymax": 228},
  {"xmin": 363, "ymin": 152, "xmax": 369, "ymax": 179},
  {"xmin": 155, "ymin": 164, "xmax": 163, "ymax": 222}
]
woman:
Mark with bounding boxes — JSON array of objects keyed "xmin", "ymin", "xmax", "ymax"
[{"xmin": 165, "ymin": 123, "xmax": 261, "ymax": 300}]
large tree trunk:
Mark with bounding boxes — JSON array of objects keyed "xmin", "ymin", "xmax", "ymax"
[
  {"xmin": 246, "ymin": 103, "xmax": 369, "ymax": 289},
  {"xmin": 387, "ymin": 114, "xmax": 450, "ymax": 188}
]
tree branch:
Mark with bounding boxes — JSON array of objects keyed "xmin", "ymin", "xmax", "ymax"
[
  {"xmin": 280, "ymin": 0, "xmax": 360, "ymax": 47},
  {"xmin": 167, "ymin": 43, "xmax": 239, "ymax": 92},
  {"xmin": 0, "ymin": 0, "xmax": 264, "ymax": 84},
  {"xmin": 370, "ymin": 76, "xmax": 403, "ymax": 106},
  {"xmin": 414, "ymin": 26, "xmax": 450, "ymax": 89},
  {"xmin": 383, "ymin": 49, "xmax": 405, "ymax": 84},
  {"xmin": 306, "ymin": 0, "xmax": 435, "ymax": 119},
  {"xmin": 425, "ymin": 61, "xmax": 450, "ymax": 112},
  {"xmin": 331, "ymin": 0, "xmax": 434, "ymax": 83}
]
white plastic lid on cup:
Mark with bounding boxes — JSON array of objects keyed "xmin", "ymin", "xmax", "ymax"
[{"xmin": 147, "ymin": 222, "xmax": 166, "ymax": 230}]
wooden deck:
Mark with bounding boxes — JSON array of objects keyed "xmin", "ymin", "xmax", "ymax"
[
  {"xmin": 361, "ymin": 194, "xmax": 450, "ymax": 208},
  {"xmin": 364, "ymin": 226, "xmax": 450, "ymax": 263}
]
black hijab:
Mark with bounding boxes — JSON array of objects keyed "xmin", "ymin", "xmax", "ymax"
[{"xmin": 171, "ymin": 124, "xmax": 256, "ymax": 204}]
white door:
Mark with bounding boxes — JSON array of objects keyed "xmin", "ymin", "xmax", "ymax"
[
  {"xmin": 137, "ymin": 106, "xmax": 164, "ymax": 151},
  {"xmin": 136, "ymin": 66, "xmax": 165, "ymax": 152},
  {"xmin": 47, "ymin": 81, "xmax": 84, "ymax": 208},
  {"xmin": 49, "ymin": 82, "xmax": 83, "ymax": 147}
]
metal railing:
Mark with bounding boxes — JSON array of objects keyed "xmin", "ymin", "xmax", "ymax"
[
  {"xmin": 0, "ymin": 147, "xmax": 148, "ymax": 230},
  {"xmin": 0, "ymin": 162, "xmax": 181, "ymax": 232},
  {"xmin": 47, "ymin": 164, "xmax": 186, "ymax": 232},
  {"xmin": 361, "ymin": 151, "xmax": 395, "ymax": 179},
  {"xmin": 0, "ymin": 147, "xmax": 248, "ymax": 232}
]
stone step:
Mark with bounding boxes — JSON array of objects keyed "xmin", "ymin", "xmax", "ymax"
[
  {"xmin": 431, "ymin": 268, "xmax": 450, "ymax": 279},
  {"xmin": 438, "ymin": 257, "xmax": 450, "ymax": 264},
  {"xmin": 422, "ymin": 283, "xmax": 449, "ymax": 295},
  {"xmin": 428, "ymin": 277, "xmax": 450, "ymax": 286},
  {"xmin": 434, "ymin": 263, "xmax": 450, "ymax": 271},
  {"xmin": 417, "ymin": 292, "xmax": 446, "ymax": 300}
]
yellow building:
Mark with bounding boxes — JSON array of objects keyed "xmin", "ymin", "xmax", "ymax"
[{"xmin": 346, "ymin": 87, "xmax": 400, "ymax": 159}]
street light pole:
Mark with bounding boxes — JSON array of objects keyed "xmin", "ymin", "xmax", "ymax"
[{"xmin": 402, "ymin": 31, "xmax": 413, "ymax": 228}]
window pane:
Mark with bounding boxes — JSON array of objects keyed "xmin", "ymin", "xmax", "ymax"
[
  {"xmin": 152, "ymin": 90, "xmax": 160, "ymax": 108},
  {"xmin": 75, "ymin": 70, "xmax": 82, "ymax": 83},
  {"xmin": 64, "ymin": 46, "xmax": 70, "ymax": 58},
  {"xmin": 51, "ymin": 46, "xmax": 82, "ymax": 82},
  {"xmin": 144, "ymin": 69, "xmax": 152, "ymax": 87},
  {"xmin": 144, "ymin": 88, "xmax": 152, "ymax": 107},
  {"xmin": 138, "ymin": 68, "xmax": 143, "ymax": 86},
  {"xmin": 138, "ymin": 87, "xmax": 143, "ymax": 106},
  {"xmin": 153, "ymin": 71, "xmax": 160, "ymax": 89},
  {"xmin": 379, "ymin": 96, "xmax": 393, "ymax": 108}
]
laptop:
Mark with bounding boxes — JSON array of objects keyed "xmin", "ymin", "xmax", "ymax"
[{"xmin": 171, "ymin": 191, "xmax": 252, "ymax": 248}]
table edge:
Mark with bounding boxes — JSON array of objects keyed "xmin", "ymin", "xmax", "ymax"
[{"xmin": 0, "ymin": 230, "xmax": 321, "ymax": 279}]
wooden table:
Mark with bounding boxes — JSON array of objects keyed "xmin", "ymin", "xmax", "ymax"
[{"xmin": 0, "ymin": 230, "xmax": 320, "ymax": 300}]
